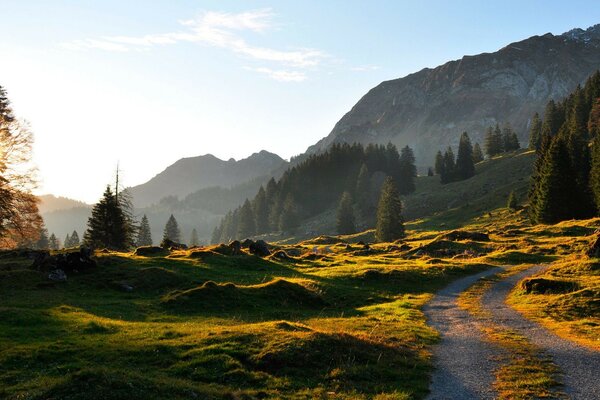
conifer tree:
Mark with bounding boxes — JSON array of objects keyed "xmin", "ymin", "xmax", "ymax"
[
  {"xmin": 502, "ymin": 123, "xmax": 520, "ymax": 151},
  {"xmin": 472, "ymin": 142, "xmax": 484, "ymax": 163},
  {"xmin": 36, "ymin": 227, "xmax": 49, "ymax": 250},
  {"xmin": 590, "ymin": 135, "xmax": 600, "ymax": 212},
  {"xmin": 64, "ymin": 233, "xmax": 71, "ymax": 248},
  {"xmin": 279, "ymin": 195, "xmax": 300, "ymax": 232},
  {"xmin": 507, "ymin": 191, "xmax": 518, "ymax": 210},
  {"xmin": 336, "ymin": 192, "xmax": 356, "ymax": 235},
  {"xmin": 162, "ymin": 214, "xmax": 181, "ymax": 243},
  {"xmin": 253, "ymin": 186, "xmax": 269, "ymax": 234},
  {"xmin": 136, "ymin": 214, "xmax": 153, "ymax": 246},
  {"xmin": 49, "ymin": 233, "xmax": 59, "ymax": 250},
  {"xmin": 588, "ymin": 98, "xmax": 600, "ymax": 137},
  {"xmin": 70, "ymin": 230, "xmax": 80, "ymax": 247},
  {"xmin": 541, "ymin": 100, "xmax": 561, "ymax": 138},
  {"xmin": 455, "ymin": 132, "xmax": 475, "ymax": 180},
  {"xmin": 210, "ymin": 225, "xmax": 221, "ymax": 244},
  {"xmin": 237, "ymin": 199, "xmax": 256, "ymax": 239},
  {"xmin": 84, "ymin": 185, "xmax": 132, "ymax": 250},
  {"xmin": 189, "ymin": 228, "xmax": 199, "ymax": 247},
  {"xmin": 397, "ymin": 146, "xmax": 417, "ymax": 195},
  {"xmin": 355, "ymin": 163, "xmax": 372, "ymax": 220},
  {"xmin": 440, "ymin": 147, "xmax": 455, "ymax": 184},
  {"xmin": 434, "ymin": 150, "xmax": 444, "ymax": 175},
  {"xmin": 375, "ymin": 177, "xmax": 405, "ymax": 242},
  {"xmin": 484, "ymin": 125, "xmax": 503, "ymax": 156},
  {"xmin": 529, "ymin": 112, "xmax": 543, "ymax": 150},
  {"xmin": 427, "ymin": 167, "xmax": 434, "ymax": 176}
]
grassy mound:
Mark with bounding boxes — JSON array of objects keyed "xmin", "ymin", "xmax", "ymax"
[
  {"xmin": 133, "ymin": 246, "xmax": 169, "ymax": 257},
  {"xmin": 546, "ymin": 288, "xmax": 600, "ymax": 320},
  {"xmin": 162, "ymin": 279, "xmax": 325, "ymax": 312},
  {"xmin": 412, "ymin": 238, "xmax": 490, "ymax": 257},
  {"xmin": 302, "ymin": 235, "xmax": 347, "ymax": 245}
]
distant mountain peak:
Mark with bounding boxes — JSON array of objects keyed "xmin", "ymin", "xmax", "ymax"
[{"xmin": 562, "ymin": 24, "xmax": 600, "ymax": 43}]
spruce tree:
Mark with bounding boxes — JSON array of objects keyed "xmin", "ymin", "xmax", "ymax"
[
  {"xmin": 36, "ymin": 227, "xmax": 49, "ymax": 250},
  {"xmin": 440, "ymin": 147, "xmax": 455, "ymax": 184},
  {"xmin": 507, "ymin": 191, "xmax": 518, "ymax": 210},
  {"xmin": 397, "ymin": 146, "xmax": 417, "ymax": 195},
  {"xmin": 541, "ymin": 100, "xmax": 561, "ymax": 138},
  {"xmin": 64, "ymin": 233, "xmax": 71, "ymax": 248},
  {"xmin": 162, "ymin": 214, "xmax": 181, "ymax": 243},
  {"xmin": 279, "ymin": 195, "xmax": 300, "ymax": 232},
  {"xmin": 70, "ymin": 230, "xmax": 80, "ymax": 247},
  {"xmin": 588, "ymin": 98, "xmax": 600, "ymax": 137},
  {"xmin": 427, "ymin": 167, "xmax": 434, "ymax": 176},
  {"xmin": 455, "ymin": 132, "xmax": 475, "ymax": 180},
  {"xmin": 336, "ymin": 191, "xmax": 356, "ymax": 235},
  {"xmin": 375, "ymin": 177, "xmax": 405, "ymax": 242},
  {"xmin": 136, "ymin": 214, "xmax": 153, "ymax": 246},
  {"xmin": 355, "ymin": 163, "xmax": 372, "ymax": 220},
  {"xmin": 253, "ymin": 186, "xmax": 269, "ymax": 234},
  {"xmin": 237, "ymin": 199, "xmax": 256, "ymax": 239},
  {"xmin": 49, "ymin": 233, "xmax": 59, "ymax": 250},
  {"xmin": 529, "ymin": 112, "xmax": 543, "ymax": 150},
  {"xmin": 190, "ymin": 228, "xmax": 199, "ymax": 247},
  {"xmin": 84, "ymin": 185, "xmax": 131, "ymax": 250},
  {"xmin": 472, "ymin": 142, "xmax": 484, "ymax": 164},
  {"xmin": 210, "ymin": 225, "xmax": 221, "ymax": 245},
  {"xmin": 434, "ymin": 150, "xmax": 444, "ymax": 175},
  {"xmin": 590, "ymin": 135, "xmax": 600, "ymax": 212}
]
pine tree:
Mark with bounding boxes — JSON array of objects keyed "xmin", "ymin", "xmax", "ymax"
[
  {"xmin": 529, "ymin": 112, "xmax": 543, "ymax": 150},
  {"xmin": 136, "ymin": 214, "xmax": 153, "ymax": 246},
  {"xmin": 336, "ymin": 192, "xmax": 356, "ymax": 235},
  {"xmin": 253, "ymin": 186, "xmax": 269, "ymax": 234},
  {"xmin": 427, "ymin": 167, "xmax": 434, "ymax": 176},
  {"xmin": 70, "ymin": 230, "xmax": 80, "ymax": 247},
  {"xmin": 189, "ymin": 228, "xmax": 199, "ymax": 247},
  {"xmin": 440, "ymin": 147, "xmax": 455, "ymax": 184},
  {"xmin": 507, "ymin": 191, "xmax": 518, "ymax": 210},
  {"xmin": 484, "ymin": 125, "xmax": 503, "ymax": 156},
  {"xmin": 502, "ymin": 123, "xmax": 520, "ymax": 151},
  {"xmin": 541, "ymin": 100, "xmax": 561, "ymax": 138},
  {"xmin": 162, "ymin": 214, "xmax": 181, "ymax": 243},
  {"xmin": 434, "ymin": 150, "xmax": 444, "ymax": 175},
  {"xmin": 49, "ymin": 233, "xmax": 60, "ymax": 250},
  {"xmin": 590, "ymin": 135, "xmax": 600, "ymax": 212},
  {"xmin": 472, "ymin": 142, "xmax": 484, "ymax": 163},
  {"xmin": 64, "ymin": 233, "xmax": 71, "ymax": 248},
  {"xmin": 397, "ymin": 146, "xmax": 417, "ymax": 195},
  {"xmin": 84, "ymin": 185, "xmax": 131, "ymax": 250},
  {"xmin": 355, "ymin": 163, "xmax": 372, "ymax": 221},
  {"xmin": 36, "ymin": 227, "xmax": 49, "ymax": 250},
  {"xmin": 589, "ymin": 98, "xmax": 600, "ymax": 137},
  {"xmin": 210, "ymin": 225, "xmax": 221, "ymax": 244},
  {"xmin": 237, "ymin": 199, "xmax": 256, "ymax": 239},
  {"xmin": 455, "ymin": 132, "xmax": 475, "ymax": 180},
  {"xmin": 279, "ymin": 195, "xmax": 300, "ymax": 232},
  {"xmin": 375, "ymin": 177, "xmax": 405, "ymax": 242}
]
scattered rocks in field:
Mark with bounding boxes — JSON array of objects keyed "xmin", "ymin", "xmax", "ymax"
[
  {"xmin": 32, "ymin": 248, "xmax": 96, "ymax": 274},
  {"xmin": 241, "ymin": 239, "xmax": 254, "ymax": 248},
  {"xmin": 249, "ymin": 240, "xmax": 270, "ymax": 257},
  {"xmin": 134, "ymin": 246, "xmax": 169, "ymax": 257},
  {"xmin": 188, "ymin": 249, "xmax": 218, "ymax": 259},
  {"xmin": 303, "ymin": 235, "xmax": 347, "ymax": 245},
  {"xmin": 228, "ymin": 240, "xmax": 242, "ymax": 255},
  {"xmin": 118, "ymin": 283, "xmax": 134, "ymax": 292},
  {"xmin": 272, "ymin": 250, "xmax": 293, "ymax": 261},
  {"xmin": 160, "ymin": 238, "xmax": 187, "ymax": 250},
  {"xmin": 520, "ymin": 277, "xmax": 580, "ymax": 294},
  {"xmin": 440, "ymin": 230, "xmax": 490, "ymax": 242},
  {"xmin": 48, "ymin": 269, "xmax": 67, "ymax": 282}
]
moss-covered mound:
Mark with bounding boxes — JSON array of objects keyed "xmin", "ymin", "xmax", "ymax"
[
  {"xmin": 546, "ymin": 288, "xmax": 600, "ymax": 319},
  {"xmin": 134, "ymin": 246, "xmax": 170, "ymax": 257}
]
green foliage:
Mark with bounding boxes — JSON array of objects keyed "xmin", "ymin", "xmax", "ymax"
[
  {"xmin": 507, "ymin": 190, "xmax": 518, "ymax": 210},
  {"xmin": 35, "ymin": 227, "xmax": 49, "ymax": 250},
  {"xmin": 355, "ymin": 163, "xmax": 372, "ymax": 220},
  {"xmin": 84, "ymin": 186, "xmax": 134, "ymax": 250},
  {"xmin": 253, "ymin": 186, "xmax": 269, "ymax": 234},
  {"xmin": 279, "ymin": 194, "xmax": 300, "ymax": 232},
  {"xmin": 136, "ymin": 214, "xmax": 153, "ymax": 247},
  {"xmin": 375, "ymin": 177, "xmax": 405, "ymax": 242},
  {"xmin": 189, "ymin": 228, "xmax": 199, "ymax": 247},
  {"xmin": 484, "ymin": 124, "xmax": 504, "ymax": 157},
  {"xmin": 237, "ymin": 199, "xmax": 256, "ymax": 239},
  {"xmin": 49, "ymin": 233, "xmax": 59, "ymax": 250},
  {"xmin": 502, "ymin": 123, "xmax": 520, "ymax": 152},
  {"xmin": 440, "ymin": 146, "xmax": 455, "ymax": 184},
  {"xmin": 336, "ymin": 191, "xmax": 356, "ymax": 235},
  {"xmin": 529, "ymin": 112, "xmax": 543, "ymax": 150},
  {"xmin": 163, "ymin": 214, "xmax": 181, "ymax": 243},
  {"xmin": 434, "ymin": 150, "xmax": 444, "ymax": 174},
  {"xmin": 455, "ymin": 132, "xmax": 475, "ymax": 180},
  {"xmin": 472, "ymin": 142, "xmax": 484, "ymax": 164},
  {"xmin": 397, "ymin": 145, "xmax": 417, "ymax": 195}
]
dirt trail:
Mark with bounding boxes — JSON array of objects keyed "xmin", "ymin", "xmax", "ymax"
[
  {"xmin": 482, "ymin": 265, "xmax": 600, "ymax": 399},
  {"xmin": 424, "ymin": 268, "xmax": 503, "ymax": 400}
]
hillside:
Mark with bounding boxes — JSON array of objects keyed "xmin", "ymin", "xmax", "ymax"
[
  {"xmin": 128, "ymin": 150, "xmax": 288, "ymax": 207},
  {"xmin": 37, "ymin": 194, "xmax": 90, "ymax": 214},
  {"xmin": 307, "ymin": 24, "xmax": 600, "ymax": 165}
]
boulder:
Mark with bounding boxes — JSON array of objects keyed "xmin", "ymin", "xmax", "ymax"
[
  {"xmin": 241, "ymin": 239, "xmax": 255, "ymax": 248},
  {"xmin": 32, "ymin": 248, "xmax": 96, "ymax": 273},
  {"xmin": 48, "ymin": 269, "xmax": 67, "ymax": 282},
  {"xmin": 228, "ymin": 240, "xmax": 242, "ymax": 255},
  {"xmin": 249, "ymin": 240, "xmax": 270, "ymax": 257},
  {"xmin": 587, "ymin": 234, "xmax": 600, "ymax": 258},
  {"xmin": 441, "ymin": 230, "xmax": 490, "ymax": 242},
  {"xmin": 272, "ymin": 250, "xmax": 293, "ymax": 261},
  {"xmin": 134, "ymin": 246, "xmax": 169, "ymax": 257},
  {"xmin": 521, "ymin": 278, "xmax": 579, "ymax": 294},
  {"xmin": 160, "ymin": 238, "xmax": 187, "ymax": 250}
]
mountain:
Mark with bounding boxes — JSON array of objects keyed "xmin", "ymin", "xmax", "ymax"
[
  {"xmin": 128, "ymin": 150, "xmax": 288, "ymax": 207},
  {"xmin": 37, "ymin": 194, "xmax": 89, "ymax": 214},
  {"xmin": 307, "ymin": 24, "xmax": 600, "ymax": 165}
]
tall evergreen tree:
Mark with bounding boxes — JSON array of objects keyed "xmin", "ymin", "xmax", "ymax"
[
  {"xmin": 434, "ymin": 150, "xmax": 444, "ymax": 174},
  {"xmin": 49, "ymin": 233, "xmax": 59, "ymax": 250},
  {"xmin": 529, "ymin": 112, "xmax": 543, "ymax": 150},
  {"xmin": 375, "ymin": 177, "xmax": 405, "ymax": 242},
  {"xmin": 397, "ymin": 146, "xmax": 417, "ymax": 195},
  {"xmin": 237, "ymin": 199, "xmax": 256, "ymax": 239},
  {"xmin": 36, "ymin": 227, "xmax": 49, "ymax": 250},
  {"xmin": 484, "ymin": 125, "xmax": 503, "ymax": 156},
  {"xmin": 336, "ymin": 191, "xmax": 356, "ymax": 235},
  {"xmin": 455, "ymin": 132, "xmax": 475, "ymax": 180},
  {"xmin": 70, "ymin": 230, "xmax": 80, "ymax": 247},
  {"xmin": 253, "ymin": 186, "xmax": 269, "ymax": 234},
  {"xmin": 588, "ymin": 98, "xmax": 600, "ymax": 137},
  {"xmin": 210, "ymin": 225, "xmax": 221, "ymax": 245},
  {"xmin": 590, "ymin": 135, "xmax": 600, "ymax": 212},
  {"xmin": 440, "ymin": 147, "xmax": 455, "ymax": 184},
  {"xmin": 64, "ymin": 233, "xmax": 71, "ymax": 248},
  {"xmin": 502, "ymin": 123, "xmax": 520, "ymax": 151},
  {"xmin": 84, "ymin": 185, "xmax": 132, "ymax": 250},
  {"xmin": 541, "ymin": 100, "xmax": 561, "ymax": 138},
  {"xmin": 355, "ymin": 163, "xmax": 372, "ymax": 219},
  {"xmin": 189, "ymin": 228, "xmax": 199, "ymax": 247},
  {"xmin": 472, "ymin": 142, "xmax": 484, "ymax": 164},
  {"xmin": 279, "ymin": 194, "xmax": 300, "ymax": 232},
  {"xmin": 136, "ymin": 214, "xmax": 153, "ymax": 246},
  {"xmin": 162, "ymin": 214, "xmax": 181, "ymax": 243},
  {"xmin": 507, "ymin": 190, "xmax": 518, "ymax": 210}
]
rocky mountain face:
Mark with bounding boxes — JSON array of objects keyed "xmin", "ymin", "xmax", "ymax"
[
  {"xmin": 128, "ymin": 150, "xmax": 287, "ymax": 207},
  {"xmin": 307, "ymin": 24, "xmax": 600, "ymax": 165}
]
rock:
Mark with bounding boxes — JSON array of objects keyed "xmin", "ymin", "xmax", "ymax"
[
  {"xmin": 441, "ymin": 230, "xmax": 490, "ymax": 242},
  {"xmin": 48, "ymin": 269, "xmax": 67, "ymax": 282},
  {"xmin": 272, "ymin": 250, "xmax": 293, "ymax": 261},
  {"xmin": 134, "ymin": 246, "xmax": 169, "ymax": 257},
  {"xmin": 587, "ymin": 234, "xmax": 600, "ymax": 258},
  {"xmin": 119, "ymin": 283, "xmax": 134, "ymax": 292},
  {"xmin": 228, "ymin": 240, "xmax": 242, "ymax": 255},
  {"xmin": 521, "ymin": 278, "xmax": 579, "ymax": 294},
  {"xmin": 249, "ymin": 240, "xmax": 270, "ymax": 257},
  {"xmin": 399, "ymin": 244, "xmax": 411, "ymax": 251},
  {"xmin": 32, "ymin": 248, "xmax": 96, "ymax": 273},
  {"xmin": 241, "ymin": 239, "xmax": 254, "ymax": 248},
  {"xmin": 160, "ymin": 238, "xmax": 187, "ymax": 250}
]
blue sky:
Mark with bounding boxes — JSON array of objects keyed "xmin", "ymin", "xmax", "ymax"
[{"xmin": 0, "ymin": 0, "xmax": 598, "ymax": 202}]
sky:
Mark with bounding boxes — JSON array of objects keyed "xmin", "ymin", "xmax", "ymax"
[{"xmin": 0, "ymin": 0, "xmax": 599, "ymax": 203}]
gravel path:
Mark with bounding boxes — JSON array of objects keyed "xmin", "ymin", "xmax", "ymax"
[
  {"xmin": 482, "ymin": 265, "xmax": 600, "ymax": 400},
  {"xmin": 424, "ymin": 268, "xmax": 504, "ymax": 400}
]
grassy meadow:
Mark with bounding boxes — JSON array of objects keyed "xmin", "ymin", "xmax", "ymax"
[{"xmin": 1, "ymin": 206, "xmax": 599, "ymax": 399}]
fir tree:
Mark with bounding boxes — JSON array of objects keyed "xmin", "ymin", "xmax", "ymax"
[
  {"xmin": 529, "ymin": 112, "xmax": 543, "ymax": 150},
  {"xmin": 36, "ymin": 227, "xmax": 49, "ymax": 250},
  {"xmin": 507, "ymin": 191, "xmax": 518, "ymax": 210},
  {"xmin": 136, "ymin": 214, "xmax": 153, "ymax": 246},
  {"xmin": 355, "ymin": 163, "xmax": 372, "ymax": 220},
  {"xmin": 253, "ymin": 186, "xmax": 269, "ymax": 234},
  {"xmin": 455, "ymin": 132, "xmax": 475, "ymax": 180},
  {"xmin": 70, "ymin": 230, "xmax": 80, "ymax": 247},
  {"xmin": 427, "ymin": 167, "xmax": 434, "ymax": 176},
  {"xmin": 541, "ymin": 100, "xmax": 561, "ymax": 138},
  {"xmin": 440, "ymin": 147, "xmax": 455, "ymax": 184},
  {"xmin": 336, "ymin": 191, "xmax": 356, "ymax": 235},
  {"xmin": 472, "ymin": 142, "xmax": 484, "ymax": 163},
  {"xmin": 484, "ymin": 125, "xmax": 503, "ymax": 156},
  {"xmin": 434, "ymin": 150, "xmax": 444, "ymax": 175},
  {"xmin": 588, "ymin": 98, "xmax": 600, "ymax": 137},
  {"xmin": 237, "ymin": 199, "xmax": 256, "ymax": 239},
  {"xmin": 590, "ymin": 135, "xmax": 600, "ymax": 212},
  {"xmin": 190, "ymin": 228, "xmax": 199, "ymax": 247},
  {"xmin": 64, "ymin": 233, "xmax": 71, "ymax": 248},
  {"xmin": 279, "ymin": 195, "xmax": 300, "ymax": 232},
  {"xmin": 210, "ymin": 225, "xmax": 221, "ymax": 244},
  {"xmin": 375, "ymin": 177, "xmax": 405, "ymax": 242},
  {"xmin": 84, "ymin": 185, "xmax": 132, "ymax": 250},
  {"xmin": 502, "ymin": 123, "xmax": 520, "ymax": 151},
  {"xmin": 397, "ymin": 146, "xmax": 417, "ymax": 195},
  {"xmin": 49, "ymin": 233, "xmax": 59, "ymax": 250},
  {"xmin": 162, "ymin": 214, "xmax": 181, "ymax": 243}
]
